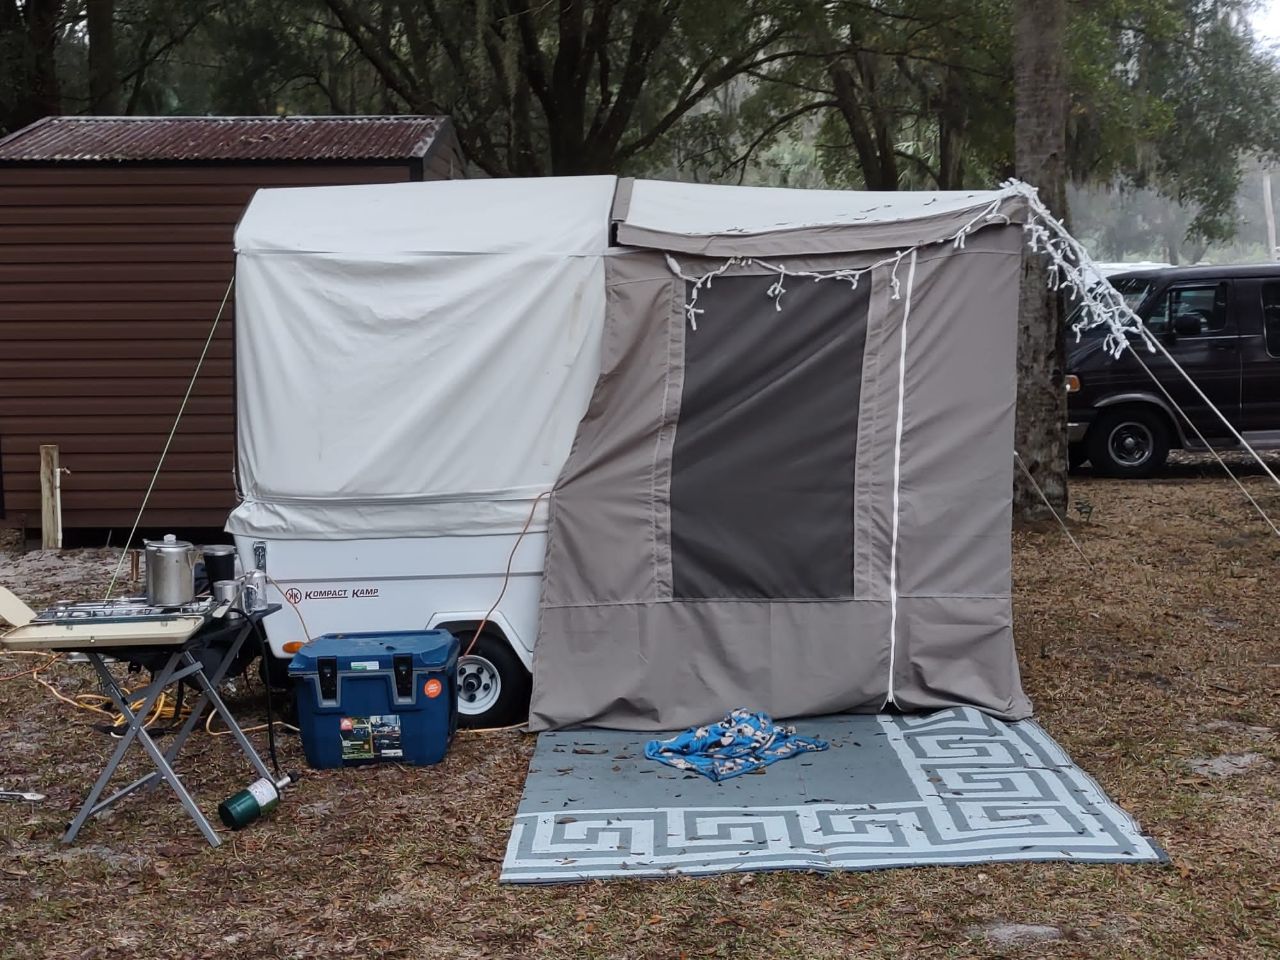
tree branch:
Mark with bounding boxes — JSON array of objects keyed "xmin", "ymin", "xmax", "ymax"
[
  {"xmin": 591, "ymin": 0, "xmax": 680, "ymax": 155},
  {"xmin": 323, "ymin": 0, "xmax": 429, "ymax": 111},
  {"xmin": 719, "ymin": 99, "xmax": 837, "ymax": 183},
  {"xmin": 616, "ymin": 43, "xmax": 806, "ymax": 161},
  {"xmin": 894, "ymin": 147, "xmax": 940, "ymax": 185}
]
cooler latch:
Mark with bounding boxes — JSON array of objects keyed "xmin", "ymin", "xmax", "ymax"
[
  {"xmin": 393, "ymin": 654, "xmax": 413, "ymax": 700},
  {"xmin": 317, "ymin": 657, "xmax": 338, "ymax": 701}
]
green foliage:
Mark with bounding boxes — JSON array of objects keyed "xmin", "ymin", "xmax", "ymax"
[
  {"xmin": 732, "ymin": 0, "xmax": 1280, "ymax": 243},
  {"xmin": 4, "ymin": 0, "xmax": 1280, "ymax": 246},
  {"xmin": 1066, "ymin": 0, "xmax": 1280, "ymax": 240}
]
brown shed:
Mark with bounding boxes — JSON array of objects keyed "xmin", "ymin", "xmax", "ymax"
[{"xmin": 0, "ymin": 115, "xmax": 463, "ymax": 534}]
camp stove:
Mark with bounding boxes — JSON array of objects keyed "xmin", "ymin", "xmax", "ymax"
[
  {"xmin": 1, "ymin": 595, "xmax": 221, "ymax": 652},
  {"xmin": 34, "ymin": 596, "xmax": 217, "ymax": 625}
]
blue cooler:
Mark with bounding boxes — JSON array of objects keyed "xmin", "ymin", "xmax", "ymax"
[{"xmin": 288, "ymin": 630, "xmax": 459, "ymax": 769}]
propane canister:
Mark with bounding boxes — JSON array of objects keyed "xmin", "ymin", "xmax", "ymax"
[{"xmin": 218, "ymin": 775, "xmax": 289, "ymax": 830}]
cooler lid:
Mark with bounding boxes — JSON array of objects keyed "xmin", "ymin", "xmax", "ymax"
[{"xmin": 288, "ymin": 630, "xmax": 458, "ymax": 673}]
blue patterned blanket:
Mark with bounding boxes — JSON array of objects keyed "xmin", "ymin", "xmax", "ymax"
[{"xmin": 644, "ymin": 708, "xmax": 829, "ymax": 781}]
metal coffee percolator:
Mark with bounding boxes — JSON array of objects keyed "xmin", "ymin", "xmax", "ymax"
[{"xmin": 143, "ymin": 534, "xmax": 198, "ymax": 607}]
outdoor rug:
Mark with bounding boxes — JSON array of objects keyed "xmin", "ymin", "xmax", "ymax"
[{"xmin": 501, "ymin": 706, "xmax": 1165, "ymax": 883}]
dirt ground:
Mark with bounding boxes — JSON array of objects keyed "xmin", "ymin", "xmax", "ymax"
[{"xmin": 1, "ymin": 470, "xmax": 1278, "ymax": 960}]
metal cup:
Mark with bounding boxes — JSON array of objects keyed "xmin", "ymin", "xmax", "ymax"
[
  {"xmin": 203, "ymin": 545, "xmax": 237, "ymax": 584},
  {"xmin": 213, "ymin": 580, "xmax": 242, "ymax": 618}
]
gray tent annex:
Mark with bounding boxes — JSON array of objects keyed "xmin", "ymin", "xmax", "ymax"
[{"xmin": 530, "ymin": 179, "xmax": 1038, "ymax": 730}]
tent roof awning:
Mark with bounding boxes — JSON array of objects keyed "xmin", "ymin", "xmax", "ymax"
[
  {"xmin": 236, "ymin": 174, "xmax": 1028, "ymax": 260},
  {"xmin": 615, "ymin": 179, "xmax": 1030, "ymax": 256},
  {"xmin": 235, "ymin": 174, "xmax": 618, "ymax": 256}
]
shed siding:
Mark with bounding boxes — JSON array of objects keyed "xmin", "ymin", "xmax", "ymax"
[{"xmin": 0, "ymin": 160, "xmax": 438, "ymax": 529}]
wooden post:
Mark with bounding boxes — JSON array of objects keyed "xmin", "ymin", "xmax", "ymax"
[{"xmin": 39, "ymin": 444, "xmax": 62, "ymax": 550}]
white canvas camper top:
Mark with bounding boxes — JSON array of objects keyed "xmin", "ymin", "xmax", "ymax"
[
  {"xmin": 231, "ymin": 175, "xmax": 1087, "ymax": 729},
  {"xmin": 232, "ymin": 175, "xmax": 617, "ymax": 725}
]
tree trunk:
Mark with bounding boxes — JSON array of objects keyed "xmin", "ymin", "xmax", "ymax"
[
  {"xmin": 0, "ymin": 0, "xmax": 63, "ymax": 133},
  {"xmin": 830, "ymin": 57, "xmax": 898, "ymax": 190},
  {"xmin": 87, "ymin": 0, "xmax": 117, "ymax": 114},
  {"xmin": 1013, "ymin": 0, "xmax": 1068, "ymax": 519},
  {"xmin": 28, "ymin": 0, "xmax": 62, "ymax": 120},
  {"xmin": 936, "ymin": 68, "xmax": 967, "ymax": 189}
]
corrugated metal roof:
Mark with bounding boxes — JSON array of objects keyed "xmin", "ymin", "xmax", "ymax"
[{"xmin": 0, "ymin": 115, "xmax": 448, "ymax": 163}]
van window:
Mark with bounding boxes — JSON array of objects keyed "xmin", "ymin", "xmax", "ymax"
[
  {"xmin": 1146, "ymin": 283, "xmax": 1227, "ymax": 335},
  {"xmin": 1067, "ymin": 277, "xmax": 1152, "ymax": 333},
  {"xmin": 1110, "ymin": 277, "xmax": 1153, "ymax": 310},
  {"xmin": 1262, "ymin": 281, "xmax": 1280, "ymax": 358}
]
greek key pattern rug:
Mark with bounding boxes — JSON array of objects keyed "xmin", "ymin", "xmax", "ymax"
[{"xmin": 501, "ymin": 707, "xmax": 1165, "ymax": 883}]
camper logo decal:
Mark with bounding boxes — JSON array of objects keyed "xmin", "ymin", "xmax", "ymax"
[{"xmin": 289, "ymin": 587, "xmax": 382, "ymax": 601}]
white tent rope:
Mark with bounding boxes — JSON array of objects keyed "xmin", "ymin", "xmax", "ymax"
[
  {"xmin": 1013, "ymin": 453, "xmax": 1094, "ymax": 569},
  {"xmin": 885, "ymin": 248, "xmax": 918, "ymax": 709},
  {"xmin": 1126, "ymin": 348, "xmax": 1280, "ymax": 539},
  {"xmin": 1012, "ymin": 181, "xmax": 1280, "ymax": 538},
  {"xmin": 105, "ymin": 277, "xmax": 235, "ymax": 599},
  {"xmin": 1138, "ymin": 328, "xmax": 1280, "ymax": 491}
]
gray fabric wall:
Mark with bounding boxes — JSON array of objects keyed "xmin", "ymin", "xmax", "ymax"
[{"xmin": 530, "ymin": 226, "xmax": 1030, "ymax": 731}]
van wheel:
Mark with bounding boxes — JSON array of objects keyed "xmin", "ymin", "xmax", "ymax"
[
  {"xmin": 453, "ymin": 630, "xmax": 531, "ymax": 729},
  {"xmin": 1088, "ymin": 407, "xmax": 1170, "ymax": 478}
]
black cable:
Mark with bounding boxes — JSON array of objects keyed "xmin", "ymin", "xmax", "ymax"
[{"xmin": 254, "ymin": 617, "xmax": 282, "ymax": 779}]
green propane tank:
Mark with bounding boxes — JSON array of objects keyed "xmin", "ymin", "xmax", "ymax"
[{"xmin": 218, "ymin": 775, "xmax": 291, "ymax": 830}]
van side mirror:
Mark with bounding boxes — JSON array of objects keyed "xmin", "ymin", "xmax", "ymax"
[{"xmin": 1172, "ymin": 313, "xmax": 1202, "ymax": 337}]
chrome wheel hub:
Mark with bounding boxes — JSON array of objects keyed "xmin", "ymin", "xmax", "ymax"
[{"xmin": 457, "ymin": 655, "xmax": 501, "ymax": 715}]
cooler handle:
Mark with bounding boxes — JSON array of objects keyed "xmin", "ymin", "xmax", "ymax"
[
  {"xmin": 317, "ymin": 657, "xmax": 339, "ymax": 701},
  {"xmin": 393, "ymin": 654, "xmax": 414, "ymax": 701}
]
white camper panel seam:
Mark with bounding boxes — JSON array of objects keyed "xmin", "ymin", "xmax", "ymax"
[{"xmin": 885, "ymin": 248, "xmax": 918, "ymax": 708}]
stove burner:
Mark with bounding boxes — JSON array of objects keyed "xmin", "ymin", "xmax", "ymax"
[{"xmin": 34, "ymin": 596, "xmax": 216, "ymax": 625}]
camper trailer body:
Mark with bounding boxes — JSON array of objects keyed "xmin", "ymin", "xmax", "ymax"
[
  {"xmin": 234, "ymin": 532, "xmax": 542, "ymax": 670},
  {"xmin": 228, "ymin": 175, "xmax": 618, "ymax": 725}
]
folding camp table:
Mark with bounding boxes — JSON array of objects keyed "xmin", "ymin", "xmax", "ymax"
[{"xmin": 59, "ymin": 606, "xmax": 281, "ymax": 848}]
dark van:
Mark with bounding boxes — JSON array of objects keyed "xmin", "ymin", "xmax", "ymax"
[{"xmin": 1068, "ymin": 263, "xmax": 1280, "ymax": 476}]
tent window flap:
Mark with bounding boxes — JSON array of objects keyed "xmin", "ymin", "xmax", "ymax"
[{"xmin": 670, "ymin": 276, "xmax": 870, "ymax": 600}]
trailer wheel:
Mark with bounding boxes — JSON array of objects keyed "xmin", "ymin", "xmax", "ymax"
[
  {"xmin": 258, "ymin": 646, "xmax": 292, "ymax": 690},
  {"xmin": 453, "ymin": 630, "xmax": 531, "ymax": 729}
]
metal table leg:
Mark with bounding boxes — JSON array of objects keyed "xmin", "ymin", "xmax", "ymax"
[
  {"xmin": 72, "ymin": 659, "xmax": 207, "ymax": 811},
  {"xmin": 64, "ymin": 652, "xmax": 221, "ymax": 847},
  {"xmin": 60, "ymin": 608, "xmax": 284, "ymax": 848},
  {"xmin": 143, "ymin": 624, "xmax": 254, "ymax": 793},
  {"xmin": 182, "ymin": 651, "xmax": 275, "ymax": 785}
]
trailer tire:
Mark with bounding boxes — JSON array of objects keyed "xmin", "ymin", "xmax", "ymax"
[
  {"xmin": 259, "ymin": 650, "xmax": 292, "ymax": 690},
  {"xmin": 453, "ymin": 630, "xmax": 531, "ymax": 729}
]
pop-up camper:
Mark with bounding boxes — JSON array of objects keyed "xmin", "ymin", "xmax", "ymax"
[
  {"xmin": 231, "ymin": 176, "xmax": 1063, "ymax": 729},
  {"xmin": 230, "ymin": 176, "xmax": 616, "ymax": 726}
]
